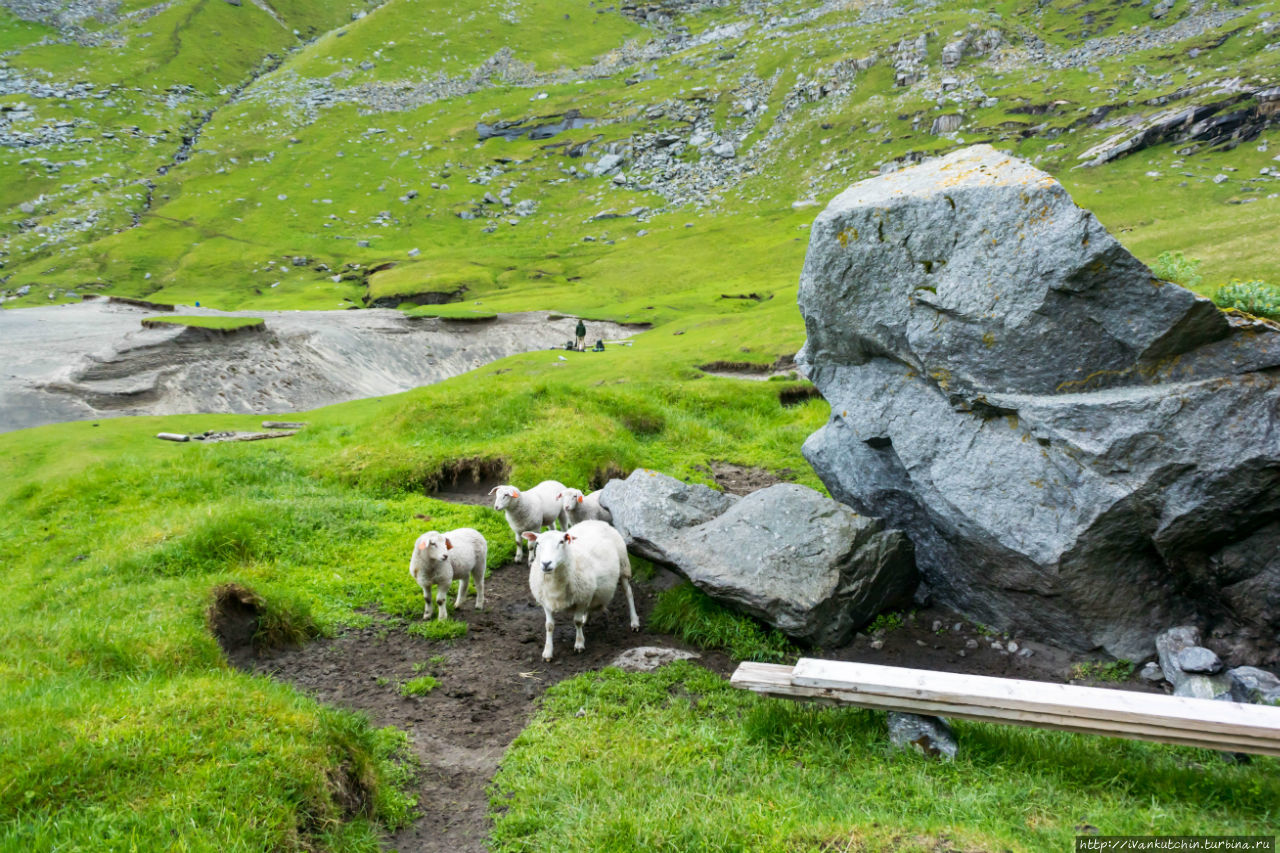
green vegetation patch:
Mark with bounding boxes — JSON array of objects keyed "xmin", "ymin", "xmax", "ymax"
[
  {"xmin": 405, "ymin": 619, "xmax": 469, "ymax": 642},
  {"xmin": 648, "ymin": 582, "xmax": 798, "ymax": 663},
  {"xmin": 399, "ymin": 676, "xmax": 440, "ymax": 697},
  {"xmin": 490, "ymin": 663, "xmax": 1280, "ymax": 852},
  {"xmin": 141, "ymin": 315, "xmax": 266, "ymax": 331}
]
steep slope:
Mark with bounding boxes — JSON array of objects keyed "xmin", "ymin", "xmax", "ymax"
[{"xmin": 2, "ymin": 0, "xmax": 1277, "ymax": 315}]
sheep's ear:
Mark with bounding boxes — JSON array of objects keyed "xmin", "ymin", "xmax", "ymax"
[
  {"xmin": 521, "ymin": 531, "xmax": 539, "ymax": 542},
  {"xmin": 445, "ymin": 538, "xmax": 453, "ymax": 550},
  {"xmin": 417, "ymin": 541, "xmax": 426, "ymax": 550},
  {"xmin": 555, "ymin": 492, "xmax": 562, "ymax": 500},
  {"xmin": 487, "ymin": 486, "xmax": 500, "ymax": 496}
]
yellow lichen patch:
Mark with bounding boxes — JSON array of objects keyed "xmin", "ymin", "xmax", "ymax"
[
  {"xmin": 837, "ymin": 227, "xmax": 859, "ymax": 247},
  {"xmin": 982, "ymin": 331, "xmax": 996, "ymax": 348}
]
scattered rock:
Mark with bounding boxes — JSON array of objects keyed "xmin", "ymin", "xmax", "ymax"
[
  {"xmin": 1227, "ymin": 666, "xmax": 1280, "ymax": 704},
  {"xmin": 1139, "ymin": 661, "xmax": 1166, "ymax": 682},
  {"xmin": 609, "ymin": 646, "xmax": 700, "ymax": 672},
  {"xmin": 1156, "ymin": 626, "xmax": 1232, "ymax": 700},
  {"xmin": 887, "ymin": 712, "xmax": 957, "ymax": 759},
  {"xmin": 1176, "ymin": 646, "xmax": 1223, "ymax": 674}
]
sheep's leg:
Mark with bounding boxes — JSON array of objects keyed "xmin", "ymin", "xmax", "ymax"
[
  {"xmin": 421, "ymin": 585, "xmax": 431, "ymax": 621},
  {"xmin": 473, "ymin": 566, "xmax": 485, "ymax": 610},
  {"xmin": 513, "ymin": 532, "xmax": 526, "ymax": 564},
  {"xmin": 573, "ymin": 611, "xmax": 588, "ymax": 653},
  {"xmin": 621, "ymin": 577, "xmax": 640, "ymax": 631},
  {"xmin": 542, "ymin": 607, "xmax": 556, "ymax": 662},
  {"xmin": 453, "ymin": 575, "xmax": 466, "ymax": 609},
  {"xmin": 436, "ymin": 585, "xmax": 449, "ymax": 622}
]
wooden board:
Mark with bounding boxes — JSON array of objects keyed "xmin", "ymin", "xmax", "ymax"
[
  {"xmin": 730, "ymin": 662, "xmax": 1280, "ymax": 758},
  {"xmin": 791, "ymin": 658, "xmax": 1280, "ymax": 743}
]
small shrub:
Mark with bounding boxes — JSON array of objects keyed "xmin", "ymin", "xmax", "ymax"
[
  {"xmin": 867, "ymin": 610, "xmax": 906, "ymax": 634},
  {"xmin": 648, "ymin": 583, "xmax": 797, "ymax": 663},
  {"xmin": 1069, "ymin": 659, "xmax": 1133, "ymax": 683},
  {"xmin": 400, "ymin": 676, "xmax": 439, "ymax": 697},
  {"xmin": 406, "ymin": 619, "xmax": 468, "ymax": 641},
  {"xmin": 1213, "ymin": 279, "xmax": 1280, "ymax": 321},
  {"xmin": 1151, "ymin": 251, "xmax": 1203, "ymax": 289}
]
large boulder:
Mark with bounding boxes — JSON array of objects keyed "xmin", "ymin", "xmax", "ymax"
[
  {"xmin": 797, "ymin": 144, "xmax": 1280, "ymax": 661},
  {"xmin": 600, "ymin": 470, "xmax": 917, "ymax": 645}
]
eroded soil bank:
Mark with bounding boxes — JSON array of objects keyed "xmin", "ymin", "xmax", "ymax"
[{"xmin": 0, "ymin": 300, "xmax": 637, "ymax": 432}]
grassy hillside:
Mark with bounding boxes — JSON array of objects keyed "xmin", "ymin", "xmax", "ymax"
[
  {"xmin": 3, "ymin": 0, "xmax": 1280, "ymax": 847},
  {"xmin": 3, "ymin": 0, "xmax": 1278, "ymax": 313}
]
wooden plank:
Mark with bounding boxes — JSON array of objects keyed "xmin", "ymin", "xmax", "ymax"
[
  {"xmin": 729, "ymin": 663, "xmax": 1280, "ymax": 758},
  {"xmin": 791, "ymin": 658, "xmax": 1280, "ymax": 743}
]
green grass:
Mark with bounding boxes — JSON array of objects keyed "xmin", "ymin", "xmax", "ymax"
[
  {"xmin": 142, "ymin": 314, "xmax": 266, "ymax": 331},
  {"xmin": 1069, "ymin": 660, "xmax": 1136, "ymax": 683},
  {"xmin": 399, "ymin": 676, "xmax": 439, "ymax": 697},
  {"xmin": 491, "ymin": 663, "xmax": 1279, "ymax": 851},
  {"xmin": 648, "ymin": 583, "xmax": 799, "ymax": 663},
  {"xmin": 405, "ymin": 619, "xmax": 470, "ymax": 642}
]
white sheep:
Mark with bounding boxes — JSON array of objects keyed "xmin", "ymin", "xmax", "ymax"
[
  {"xmin": 409, "ymin": 528, "xmax": 487, "ymax": 621},
  {"xmin": 558, "ymin": 487, "xmax": 613, "ymax": 526},
  {"xmin": 490, "ymin": 480, "xmax": 568, "ymax": 563},
  {"xmin": 522, "ymin": 519, "xmax": 639, "ymax": 661}
]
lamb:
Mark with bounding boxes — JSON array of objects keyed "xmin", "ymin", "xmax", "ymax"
[
  {"xmin": 558, "ymin": 487, "xmax": 612, "ymax": 526},
  {"xmin": 408, "ymin": 528, "xmax": 487, "ymax": 621},
  {"xmin": 522, "ymin": 519, "xmax": 639, "ymax": 661},
  {"xmin": 490, "ymin": 480, "xmax": 568, "ymax": 564}
]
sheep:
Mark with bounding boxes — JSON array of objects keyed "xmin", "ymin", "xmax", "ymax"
[
  {"xmin": 490, "ymin": 480, "xmax": 568, "ymax": 564},
  {"xmin": 409, "ymin": 527, "xmax": 487, "ymax": 621},
  {"xmin": 522, "ymin": 519, "xmax": 639, "ymax": 661},
  {"xmin": 558, "ymin": 487, "xmax": 613, "ymax": 526}
]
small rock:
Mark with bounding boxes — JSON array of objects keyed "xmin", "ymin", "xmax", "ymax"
[
  {"xmin": 887, "ymin": 712, "xmax": 957, "ymax": 759},
  {"xmin": 1176, "ymin": 646, "xmax": 1222, "ymax": 674},
  {"xmin": 1139, "ymin": 661, "xmax": 1165, "ymax": 682},
  {"xmin": 407, "ymin": 248, "xmax": 420, "ymax": 257},
  {"xmin": 931, "ymin": 620, "xmax": 943, "ymax": 632},
  {"xmin": 1213, "ymin": 174, "xmax": 1229, "ymax": 184},
  {"xmin": 870, "ymin": 638, "xmax": 884, "ymax": 650},
  {"xmin": 1006, "ymin": 640, "xmax": 1018, "ymax": 653},
  {"xmin": 965, "ymin": 638, "xmax": 978, "ymax": 650},
  {"xmin": 609, "ymin": 646, "xmax": 699, "ymax": 672}
]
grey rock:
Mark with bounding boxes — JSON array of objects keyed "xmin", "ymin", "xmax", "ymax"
[
  {"xmin": 1156, "ymin": 626, "xmax": 1232, "ymax": 699},
  {"xmin": 797, "ymin": 145, "xmax": 1280, "ymax": 661},
  {"xmin": 930, "ymin": 114, "xmax": 962, "ymax": 134},
  {"xmin": 601, "ymin": 472, "xmax": 917, "ymax": 645},
  {"xmin": 1214, "ymin": 173, "xmax": 1229, "ymax": 184},
  {"xmin": 599, "ymin": 469, "xmax": 738, "ymax": 564},
  {"xmin": 1152, "ymin": 0, "xmax": 1175, "ymax": 18},
  {"xmin": 1139, "ymin": 661, "xmax": 1166, "ymax": 682},
  {"xmin": 709, "ymin": 140, "xmax": 737, "ymax": 159},
  {"xmin": 1176, "ymin": 646, "xmax": 1222, "ymax": 674},
  {"xmin": 609, "ymin": 646, "xmax": 700, "ymax": 672},
  {"xmin": 406, "ymin": 248, "xmax": 420, "ymax": 257},
  {"xmin": 1227, "ymin": 666, "xmax": 1280, "ymax": 703},
  {"xmin": 887, "ymin": 712, "xmax": 957, "ymax": 759}
]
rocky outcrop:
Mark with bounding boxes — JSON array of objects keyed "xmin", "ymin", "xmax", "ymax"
[
  {"xmin": 599, "ymin": 470, "xmax": 917, "ymax": 645},
  {"xmin": 797, "ymin": 145, "xmax": 1280, "ymax": 661}
]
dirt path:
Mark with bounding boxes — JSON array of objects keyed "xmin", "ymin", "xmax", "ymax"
[{"xmin": 243, "ymin": 559, "xmax": 725, "ymax": 853}]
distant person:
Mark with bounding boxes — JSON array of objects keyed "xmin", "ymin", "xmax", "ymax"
[{"xmin": 575, "ymin": 319, "xmax": 586, "ymax": 351}]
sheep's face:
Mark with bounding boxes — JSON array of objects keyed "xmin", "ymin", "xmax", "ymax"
[
  {"xmin": 560, "ymin": 489, "xmax": 584, "ymax": 513},
  {"xmin": 490, "ymin": 485, "xmax": 519, "ymax": 511},
  {"xmin": 524, "ymin": 530, "xmax": 573, "ymax": 574},
  {"xmin": 420, "ymin": 533, "xmax": 451, "ymax": 564}
]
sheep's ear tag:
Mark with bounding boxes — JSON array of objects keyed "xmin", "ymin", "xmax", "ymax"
[
  {"xmin": 445, "ymin": 538, "xmax": 453, "ymax": 550},
  {"xmin": 512, "ymin": 489, "xmax": 520, "ymax": 498},
  {"xmin": 577, "ymin": 495, "xmax": 584, "ymax": 504},
  {"xmin": 417, "ymin": 541, "xmax": 426, "ymax": 550},
  {"xmin": 565, "ymin": 533, "xmax": 575, "ymax": 543}
]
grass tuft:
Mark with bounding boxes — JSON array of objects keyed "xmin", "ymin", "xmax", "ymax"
[
  {"xmin": 399, "ymin": 676, "xmax": 439, "ymax": 697},
  {"xmin": 405, "ymin": 619, "xmax": 469, "ymax": 642},
  {"xmin": 647, "ymin": 582, "xmax": 798, "ymax": 663}
]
